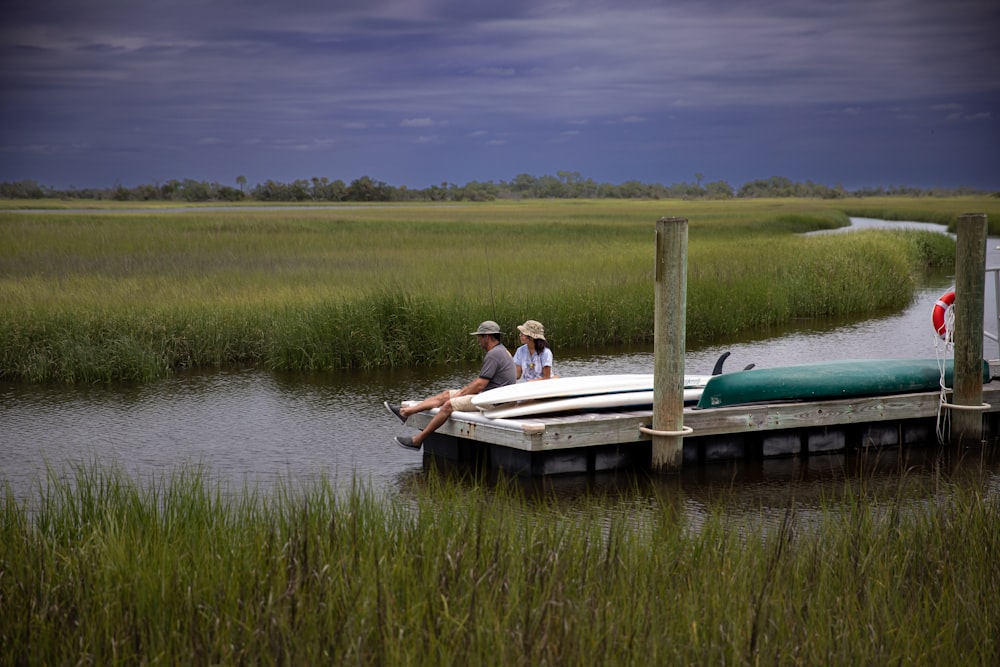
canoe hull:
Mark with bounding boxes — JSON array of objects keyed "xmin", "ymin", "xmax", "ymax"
[{"xmin": 695, "ymin": 358, "xmax": 989, "ymax": 409}]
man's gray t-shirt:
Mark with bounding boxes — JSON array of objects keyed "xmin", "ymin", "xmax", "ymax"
[{"xmin": 479, "ymin": 344, "xmax": 516, "ymax": 390}]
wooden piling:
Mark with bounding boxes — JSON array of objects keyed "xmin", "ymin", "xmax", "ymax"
[
  {"xmin": 951, "ymin": 213, "xmax": 988, "ymax": 446},
  {"xmin": 651, "ymin": 217, "xmax": 688, "ymax": 470}
]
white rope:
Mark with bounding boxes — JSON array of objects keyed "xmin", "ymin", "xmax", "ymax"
[
  {"xmin": 639, "ymin": 424, "xmax": 693, "ymax": 437},
  {"xmin": 934, "ymin": 298, "xmax": 956, "ymax": 445},
  {"xmin": 939, "ymin": 401, "xmax": 991, "ymax": 412},
  {"xmin": 933, "ymin": 299, "xmax": 994, "ymax": 438}
]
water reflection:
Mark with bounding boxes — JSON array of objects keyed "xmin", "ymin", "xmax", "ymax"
[
  {"xmin": 405, "ymin": 436, "xmax": 1000, "ymax": 509},
  {"xmin": 390, "ymin": 442, "xmax": 1000, "ymax": 537}
]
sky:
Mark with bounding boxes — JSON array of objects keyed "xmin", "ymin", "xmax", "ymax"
[{"xmin": 1, "ymin": 0, "xmax": 998, "ymax": 191}]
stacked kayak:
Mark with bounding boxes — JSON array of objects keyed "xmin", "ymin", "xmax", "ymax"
[{"xmin": 695, "ymin": 358, "xmax": 988, "ymax": 409}]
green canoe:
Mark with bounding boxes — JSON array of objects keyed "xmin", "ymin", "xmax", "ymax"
[{"xmin": 695, "ymin": 358, "xmax": 990, "ymax": 409}]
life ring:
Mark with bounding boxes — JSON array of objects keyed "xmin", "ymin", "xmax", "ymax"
[{"xmin": 932, "ymin": 290, "xmax": 955, "ymax": 338}]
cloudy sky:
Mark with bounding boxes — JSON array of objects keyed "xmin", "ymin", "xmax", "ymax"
[{"xmin": 2, "ymin": 0, "xmax": 998, "ymax": 191}]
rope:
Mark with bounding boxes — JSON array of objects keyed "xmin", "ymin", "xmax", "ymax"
[
  {"xmin": 934, "ymin": 298, "xmax": 956, "ymax": 445},
  {"xmin": 639, "ymin": 424, "xmax": 693, "ymax": 437},
  {"xmin": 933, "ymin": 299, "xmax": 994, "ymax": 438},
  {"xmin": 939, "ymin": 401, "xmax": 991, "ymax": 412}
]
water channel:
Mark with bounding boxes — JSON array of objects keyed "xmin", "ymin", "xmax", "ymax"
[{"xmin": 3, "ymin": 218, "xmax": 1000, "ymax": 515}]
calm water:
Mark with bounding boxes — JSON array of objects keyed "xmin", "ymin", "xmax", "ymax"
[{"xmin": 3, "ymin": 218, "xmax": 999, "ymax": 513}]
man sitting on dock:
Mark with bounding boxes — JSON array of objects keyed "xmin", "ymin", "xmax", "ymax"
[{"xmin": 384, "ymin": 320, "xmax": 516, "ymax": 451}]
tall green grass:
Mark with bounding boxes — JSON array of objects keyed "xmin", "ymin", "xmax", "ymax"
[
  {"xmin": 0, "ymin": 198, "xmax": 988, "ymax": 383},
  {"xmin": 2, "ymin": 464, "xmax": 997, "ymax": 664}
]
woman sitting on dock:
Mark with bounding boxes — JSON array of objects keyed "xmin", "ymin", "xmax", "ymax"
[{"xmin": 513, "ymin": 319, "xmax": 554, "ymax": 381}]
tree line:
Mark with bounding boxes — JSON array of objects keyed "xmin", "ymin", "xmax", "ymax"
[{"xmin": 1, "ymin": 172, "xmax": 994, "ymax": 202}]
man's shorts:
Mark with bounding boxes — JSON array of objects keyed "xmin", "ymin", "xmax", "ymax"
[{"xmin": 448, "ymin": 390, "xmax": 476, "ymax": 412}]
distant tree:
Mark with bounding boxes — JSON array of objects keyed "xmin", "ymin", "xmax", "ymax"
[
  {"xmin": 536, "ymin": 174, "xmax": 564, "ymax": 198},
  {"xmin": 460, "ymin": 180, "xmax": 499, "ymax": 201},
  {"xmin": 309, "ymin": 176, "xmax": 346, "ymax": 201},
  {"xmin": 346, "ymin": 175, "xmax": 390, "ymax": 201},
  {"xmin": 285, "ymin": 179, "xmax": 309, "ymax": 201},
  {"xmin": 345, "ymin": 176, "xmax": 372, "ymax": 201},
  {"xmin": 134, "ymin": 184, "xmax": 160, "ymax": 201},
  {"xmin": 250, "ymin": 180, "xmax": 281, "ymax": 201},
  {"xmin": 424, "ymin": 183, "xmax": 446, "ymax": 201},
  {"xmin": 704, "ymin": 180, "xmax": 735, "ymax": 199},
  {"xmin": 160, "ymin": 179, "xmax": 182, "ymax": 200},
  {"xmin": 216, "ymin": 185, "xmax": 244, "ymax": 201},
  {"xmin": 180, "ymin": 179, "xmax": 211, "ymax": 202},
  {"xmin": 664, "ymin": 181, "xmax": 704, "ymax": 199},
  {"xmin": 310, "ymin": 177, "xmax": 326, "ymax": 201},
  {"xmin": 579, "ymin": 177, "xmax": 599, "ymax": 198},
  {"xmin": 3, "ymin": 172, "xmax": 991, "ymax": 203},
  {"xmin": 618, "ymin": 180, "xmax": 647, "ymax": 198},
  {"xmin": 329, "ymin": 179, "xmax": 347, "ymax": 201},
  {"xmin": 738, "ymin": 176, "xmax": 795, "ymax": 198},
  {"xmin": 510, "ymin": 173, "xmax": 537, "ymax": 197},
  {"xmin": 556, "ymin": 170, "xmax": 585, "ymax": 197},
  {"xmin": 0, "ymin": 180, "xmax": 46, "ymax": 199}
]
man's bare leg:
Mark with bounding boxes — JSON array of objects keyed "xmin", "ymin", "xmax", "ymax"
[
  {"xmin": 412, "ymin": 400, "xmax": 454, "ymax": 446},
  {"xmin": 399, "ymin": 390, "xmax": 451, "ymax": 419}
]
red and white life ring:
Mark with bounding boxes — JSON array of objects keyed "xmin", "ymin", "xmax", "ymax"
[{"xmin": 932, "ymin": 290, "xmax": 955, "ymax": 338}]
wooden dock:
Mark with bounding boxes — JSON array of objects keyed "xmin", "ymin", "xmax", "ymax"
[
  {"xmin": 406, "ymin": 372, "xmax": 1000, "ymax": 476},
  {"xmin": 405, "ymin": 212, "xmax": 994, "ymax": 476}
]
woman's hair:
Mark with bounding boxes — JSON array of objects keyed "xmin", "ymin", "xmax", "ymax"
[{"xmin": 533, "ymin": 338, "xmax": 547, "ymax": 353}]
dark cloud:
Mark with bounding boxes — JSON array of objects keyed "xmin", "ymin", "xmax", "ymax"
[{"xmin": 1, "ymin": 0, "xmax": 997, "ymax": 189}]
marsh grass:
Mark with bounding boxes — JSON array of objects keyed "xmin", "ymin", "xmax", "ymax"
[
  {"xmin": 2, "ymin": 198, "xmax": 993, "ymax": 382},
  {"xmin": 2, "ymin": 463, "xmax": 998, "ymax": 664}
]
